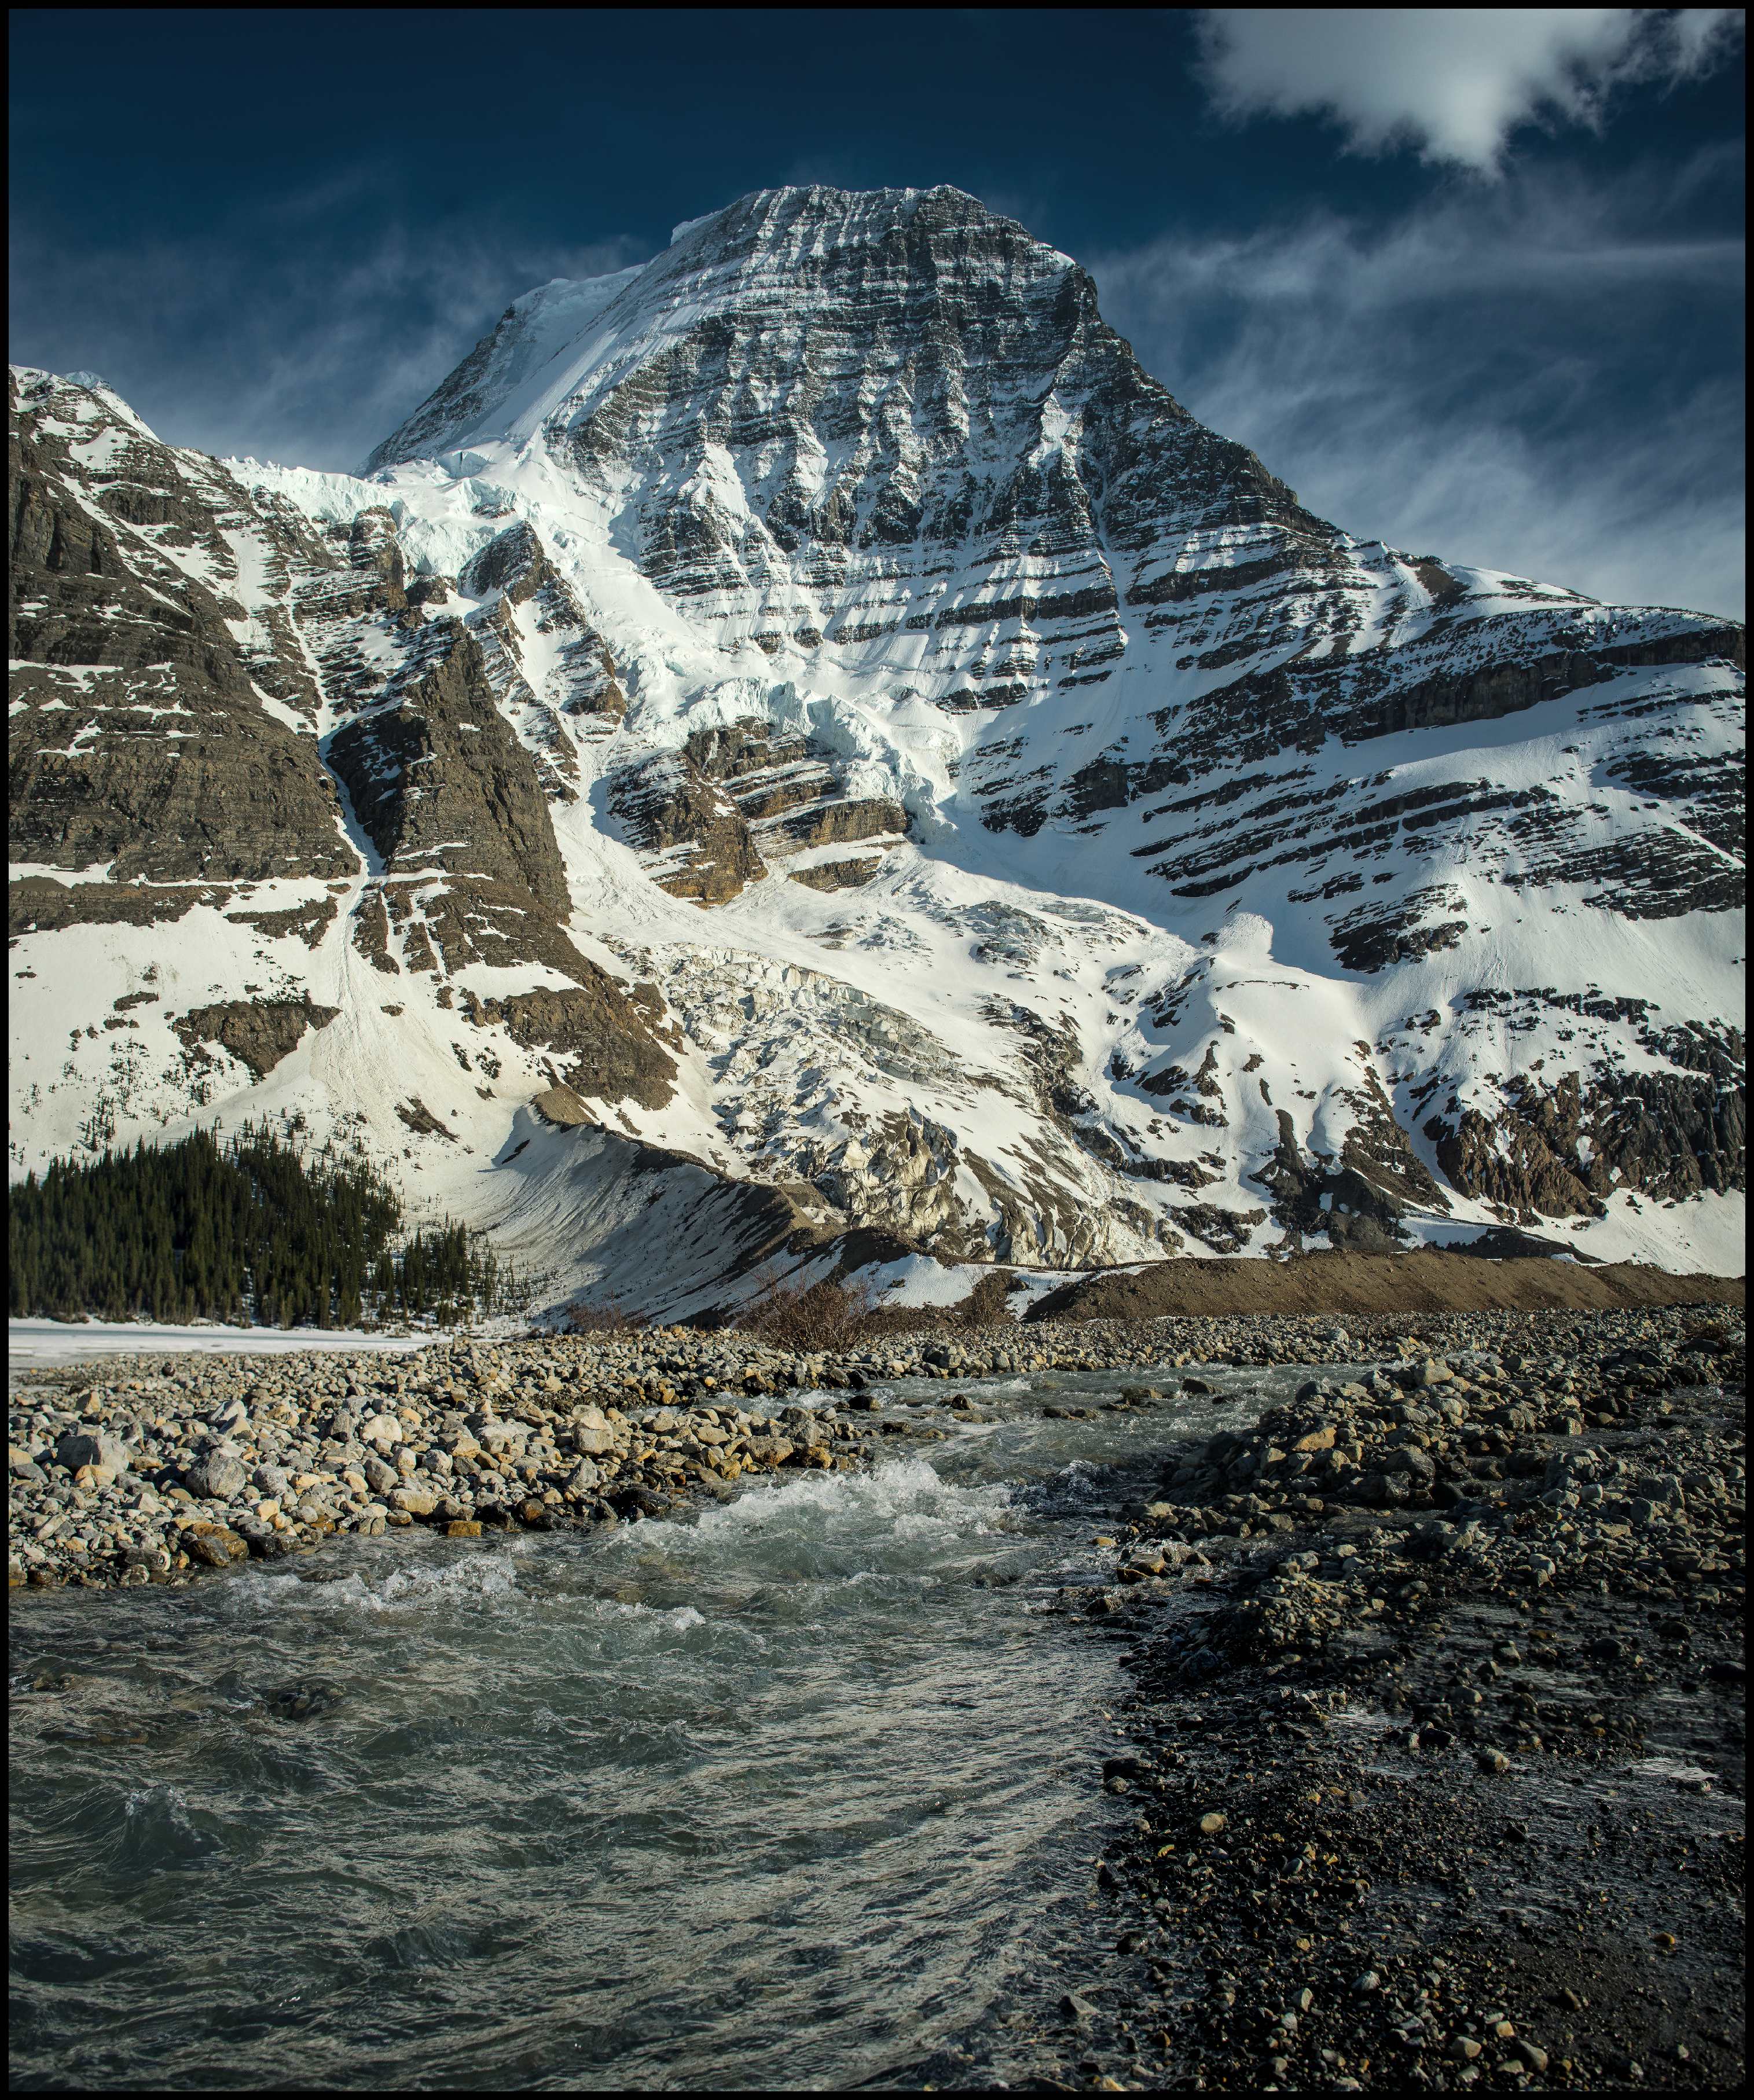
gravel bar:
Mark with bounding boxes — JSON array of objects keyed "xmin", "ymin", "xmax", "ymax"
[{"xmin": 1009, "ymin": 1302, "xmax": 1745, "ymax": 2093}]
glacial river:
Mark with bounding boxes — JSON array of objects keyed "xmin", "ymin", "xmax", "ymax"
[{"xmin": 9, "ymin": 1366, "xmax": 1284, "ymax": 2090}]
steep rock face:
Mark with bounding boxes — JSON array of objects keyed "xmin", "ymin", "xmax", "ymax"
[
  {"xmin": 464, "ymin": 983, "xmax": 674, "ymax": 1111},
  {"xmin": 1429, "ymin": 1034, "xmax": 1745, "ymax": 1222},
  {"xmin": 458, "ymin": 519, "xmax": 626, "ymax": 726},
  {"xmin": 682, "ymin": 718, "xmax": 907, "ymax": 860},
  {"xmin": 326, "ymin": 621, "xmax": 570, "ymax": 912},
  {"xmin": 606, "ymin": 752, "xmax": 767, "ymax": 904},
  {"xmin": 8, "ymin": 369, "xmax": 677, "ymax": 1184},
  {"xmin": 603, "ymin": 717, "xmax": 909, "ymax": 902},
  {"xmin": 789, "ymin": 856, "xmax": 884, "ymax": 891},
  {"xmin": 8, "ymin": 183, "xmax": 1746, "ymax": 1281},
  {"xmin": 9, "ymin": 371, "xmax": 353, "ymax": 885}
]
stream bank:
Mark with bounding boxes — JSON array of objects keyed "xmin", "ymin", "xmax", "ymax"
[{"xmin": 999, "ymin": 1306, "xmax": 1745, "ymax": 2093}]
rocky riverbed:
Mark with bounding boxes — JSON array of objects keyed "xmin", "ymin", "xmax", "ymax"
[
  {"xmin": 8, "ymin": 1313, "xmax": 1475, "ymax": 1592},
  {"xmin": 9, "ymin": 1302, "xmax": 1745, "ymax": 2095},
  {"xmin": 1010, "ymin": 1304, "xmax": 1745, "ymax": 2093}
]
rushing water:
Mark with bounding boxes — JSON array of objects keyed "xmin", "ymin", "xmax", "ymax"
[{"xmin": 10, "ymin": 1364, "xmax": 1283, "ymax": 2091}]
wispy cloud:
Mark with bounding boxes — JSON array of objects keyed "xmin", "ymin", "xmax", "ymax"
[
  {"xmin": 1091, "ymin": 151, "xmax": 1746, "ymax": 616},
  {"xmin": 10, "ymin": 139, "xmax": 1743, "ymax": 621},
  {"xmin": 8, "ymin": 166, "xmax": 645, "ymax": 471},
  {"xmin": 1194, "ymin": 6, "xmax": 1745, "ymax": 172}
]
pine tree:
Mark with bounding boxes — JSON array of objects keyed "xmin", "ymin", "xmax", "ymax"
[{"xmin": 12, "ymin": 1122, "xmax": 514, "ymax": 1328}]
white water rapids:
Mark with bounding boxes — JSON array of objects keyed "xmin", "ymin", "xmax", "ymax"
[{"xmin": 10, "ymin": 1365, "xmax": 1298, "ymax": 2090}]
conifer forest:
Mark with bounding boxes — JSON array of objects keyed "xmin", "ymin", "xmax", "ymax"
[{"xmin": 9, "ymin": 1125, "xmax": 514, "ymax": 1327}]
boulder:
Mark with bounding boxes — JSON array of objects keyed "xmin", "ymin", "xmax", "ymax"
[
  {"xmin": 183, "ymin": 1453, "xmax": 246, "ymax": 1501},
  {"xmin": 55, "ymin": 1430, "xmax": 130, "ymax": 1475}
]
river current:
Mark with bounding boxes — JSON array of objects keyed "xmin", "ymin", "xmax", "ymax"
[{"xmin": 10, "ymin": 1364, "xmax": 1289, "ymax": 2090}]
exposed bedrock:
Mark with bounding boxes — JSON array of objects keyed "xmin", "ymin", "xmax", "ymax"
[
  {"xmin": 1429, "ymin": 1055, "xmax": 1746, "ymax": 1222},
  {"xmin": 1250, "ymin": 1103, "xmax": 1450, "ymax": 1253},
  {"xmin": 460, "ymin": 520, "xmax": 627, "ymax": 721},
  {"xmin": 9, "ymin": 376, "xmax": 353, "ymax": 883},
  {"xmin": 463, "ymin": 983, "xmax": 675, "ymax": 1112},
  {"xmin": 325, "ymin": 623, "xmax": 570, "ymax": 913},
  {"xmin": 171, "ymin": 997, "xmax": 339, "ymax": 1080},
  {"xmin": 607, "ymin": 752, "xmax": 767, "ymax": 904}
]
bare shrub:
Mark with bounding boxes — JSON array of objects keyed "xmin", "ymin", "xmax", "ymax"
[
  {"xmin": 562, "ymin": 1300, "xmax": 642, "ymax": 1335},
  {"xmin": 736, "ymin": 1273, "xmax": 880, "ymax": 1349}
]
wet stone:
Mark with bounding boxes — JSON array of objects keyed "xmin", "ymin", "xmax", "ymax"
[{"xmin": 263, "ymin": 1680, "xmax": 347, "ymax": 1722}]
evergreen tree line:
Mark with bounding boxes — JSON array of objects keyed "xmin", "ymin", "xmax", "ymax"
[{"xmin": 9, "ymin": 1125, "xmax": 516, "ymax": 1328}]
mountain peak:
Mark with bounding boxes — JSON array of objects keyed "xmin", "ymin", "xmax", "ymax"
[
  {"xmin": 12, "ymin": 190, "xmax": 1745, "ymax": 1301},
  {"xmin": 670, "ymin": 182, "xmax": 1014, "ymax": 247},
  {"xmin": 364, "ymin": 183, "xmax": 1081, "ymax": 474}
]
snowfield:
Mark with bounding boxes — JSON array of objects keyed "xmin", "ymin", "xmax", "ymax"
[{"xmin": 7, "ymin": 1320, "xmax": 439, "ymax": 1368}]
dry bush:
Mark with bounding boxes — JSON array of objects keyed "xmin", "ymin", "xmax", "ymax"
[
  {"xmin": 736, "ymin": 1274, "xmax": 881, "ymax": 1349},
  {"xmin": 562, "ymin": 1300, "xmax": 642, "ymax": 1335}
]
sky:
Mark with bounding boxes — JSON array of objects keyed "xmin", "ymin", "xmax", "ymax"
[{"xmin": 9, "ymin": 8, "xmax": 1746, "ymax": 615}]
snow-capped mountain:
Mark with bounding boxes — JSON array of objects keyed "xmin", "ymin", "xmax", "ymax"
[{"xmin": 9, "ymin": 185, "xmax": 1745, "ymax": 1312}]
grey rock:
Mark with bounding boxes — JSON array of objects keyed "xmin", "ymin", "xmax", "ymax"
[
  {"xmin": 184, "ymin": 1454, "xmax": 247, "ymax": 1501},
  {"xmin": 56, "ymin": 1430, "xmax": 130, "ymax": 1475},
  {"xmin": 1378, "ymin": 1444, "xmax": 1436, "ymax": 1485}
]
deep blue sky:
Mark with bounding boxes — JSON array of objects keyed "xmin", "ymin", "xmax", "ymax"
[{"xmin": 9, "ymin": 8, "xmax": 1745, "ymax": 612}]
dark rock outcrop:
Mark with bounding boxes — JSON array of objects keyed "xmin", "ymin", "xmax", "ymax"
[
  {"xmin": 9, "ymin": 369, "xmax": 355, "ymax": 893},
  {"xmin": 326, "ymin": 622, "xmax": 569, "ymax": 913},
  {"xmin": 172, "ymin": 997, "xmax": 339, "ymax": 1079},
  {"xmin": 606, "ymin": 753, "xmax": 766, "ymax": 904},
  {"xmin": 467, "ymin": 982, "xmax": 674, "ymax": 1111},
  {"xmin": 1428, "ymin": 1055, "xmax": 1745, "ymax": 1221},
  {"xmin": 789, "ymin": 856, "xmax": 885, "ymax": 891}
]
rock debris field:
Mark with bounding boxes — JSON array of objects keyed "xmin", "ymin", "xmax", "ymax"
[
  {"xmin": 9, "ymin": 1301, "xmax": 1746, "ymax": 2091},
  {"xmin": 3, "ymin": 1321, "xmax": 1184, "ymax": 1588},
  {"xmin": 1019, "ymin": 1303, "xmax": 1745, "ymax": 2095}
]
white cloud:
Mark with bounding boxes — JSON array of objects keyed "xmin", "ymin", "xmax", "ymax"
[
  {"xmin": 1194, "ymin": 8, "xmax": 1745, "ymax": 170},
  {"xmin": 1091, "ymin": 155, "xmax": 1745, "ymax": 616},
  {"xmin": 8, "ymin": 172, "xmax": 644, "ymax": 471}
]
